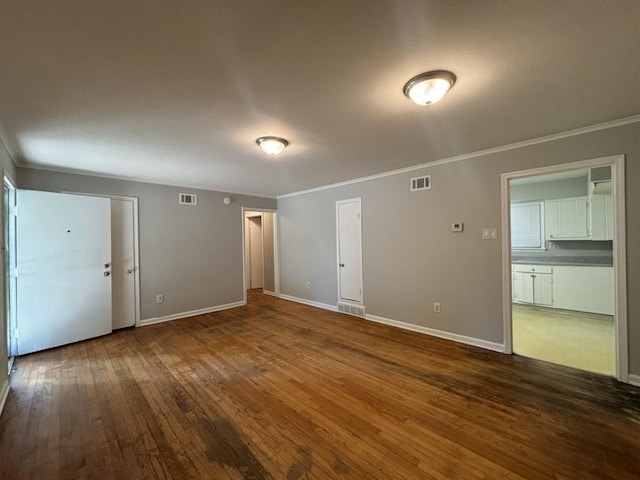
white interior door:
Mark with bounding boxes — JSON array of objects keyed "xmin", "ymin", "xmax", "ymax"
[
  {"xmin": 16, "ymin": 190, "xmax": 112, "ymax": 355},
  {"xmin": 111, "ymin": 199, "xmax": 136, "ymax": 329},
  {"xmin": 249, "ymin": 216, "xmax": 264, "ymax": 289},
  {"xmin": 337, "ymin": 199, "xmax": 363, "ymax": 303}
]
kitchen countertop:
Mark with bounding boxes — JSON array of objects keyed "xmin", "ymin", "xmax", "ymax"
[{"xmin": 511, "ymin": 257, "xmax": 613, "ymax": 267}]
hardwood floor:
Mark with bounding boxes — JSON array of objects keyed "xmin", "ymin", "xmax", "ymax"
[{"xmin": 1, "ymin": 291, "xmax": 639, "ymax": 479}]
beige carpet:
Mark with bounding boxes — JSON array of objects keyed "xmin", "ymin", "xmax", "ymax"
[{"xmin": 512, "ymin": 305, "xmax": 615, "ymax": 376}]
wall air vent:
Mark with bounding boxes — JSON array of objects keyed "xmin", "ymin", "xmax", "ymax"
[
  {"xmin": 179, "ymin": 193, "xmax": 197, "ymax": 205},
  {"xmin": 337, "ymin": 301, "xmax": 366, "ymax": 318},
  {"xmin": 410, "ymin": 175, "xmax": 431, "ymax": 191}
]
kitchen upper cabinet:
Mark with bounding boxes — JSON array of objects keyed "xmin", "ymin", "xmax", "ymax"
[
  {"xmin": 512, "ymin": 265, "xmax": 553, "ymax": 306},
  {"xmin": 545, "ymin": 196, "xmax": 589, "ymax": 240},
  {"xmin": 589, "ymin": 193, "xmax": 613, "ymax": 240}
]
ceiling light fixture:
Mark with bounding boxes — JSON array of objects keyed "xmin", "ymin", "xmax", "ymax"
[
  {"xmin": 256, "ymin": 136, "xmax": 289, "ymax": 155},
  {"xmin": 403, "ymin": 70, "xmax": 456, "ymax": 106}
]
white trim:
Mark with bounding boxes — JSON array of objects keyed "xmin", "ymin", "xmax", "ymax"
[
  {"xmin": 4, "ymin": 176, "xmax": 17, "ymax": 357},
  {"xmin": 263, "ymin": 290, "xmax": 278, "ymax": 297},
  {"xmin": 501, "ymin": 155, "xmax": 629, "ymax": 382},
  {"xmin": 20, "ymin": 164, "xmax": 277, "ymax": 199},
  {"xmin": 629, "ymin": 374, "xmax": 640, "ymax": 388},
  {"xmin": 501, "ymin": 172, "xmax": 513, "ymax": 354},
  {"xmin": 335, "ymin": 197, "xmax": 364, "ymax": 305},
  {"xmin": 365, "ymin": 313, "xmax": 505, "ymax": 353},
  {"xmin": 0, "ymin": 379, "xmax": 9, "ymax": 417},
  {"xmin": 612, "ymin": 157, "xmax": 628, "ymax": 382},
  {"xmin": 278, "ymin": 293, "xmax": 338, "ymax": 312},
  {"xmin": 140, "ymin": 300, "xmax": 245, "ymax": 327},
  {"xmin": 278, "ymin": 115, "xmax": 640, "ymax": 199},
  {"xmin": 61, "ymin": 192, "xmax": 142, "ymax": 329}
]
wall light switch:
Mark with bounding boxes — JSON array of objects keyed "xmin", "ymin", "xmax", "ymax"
[
  {"xmin": 451, "ymin": 222, "xmax": 464, "ymax": 232},
  {"xmin": 482, "ymin": 228, "xmax": 491, "ymax": 239},
  {"xmin": 490, "ymin": 228, "xmax": 498, "ymax": 239}
]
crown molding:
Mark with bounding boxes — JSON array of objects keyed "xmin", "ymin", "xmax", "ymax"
[{"xmin": 277, "ymin": 115, "xmax": 640, "ymax": 199}]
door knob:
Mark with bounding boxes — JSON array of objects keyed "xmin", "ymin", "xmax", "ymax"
[
  {"xmin": 339, "ymin": 263, "xmax": 345, "ymax": 267},
  {"xmin": 104, "ymin": 263, "xmax": 111, "ymax": 268},
  {"xmin": 127, "ymin": 268, "xmax": 134, "ymax": 274},
  {"xmin": 104, "ymin": 271, "xmax": 111, "ymax": 276}
]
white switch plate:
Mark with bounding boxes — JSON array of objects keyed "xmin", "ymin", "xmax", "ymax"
[
  {"xmin": 451, "ymin": 222, "xmax": 464, "ymax": 232},
  {"xmin": 490, "ymin": 228, "xmax": 498, "ymax": 239},
  {"xmin": 482, "ymin": 228, "xmax": 491, "ymax": 239},
  {"xmin": 156, "ymin": 294, "xmax": 164, "ymax": 303}
]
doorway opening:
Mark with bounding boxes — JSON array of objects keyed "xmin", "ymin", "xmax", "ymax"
[
  {"xmin": 243, "ymin": 209, "xmax": 278, "ymax": 303},
  {"xmin": 502, "ymin": 155, "xmax": 628, "ymax": 382}
]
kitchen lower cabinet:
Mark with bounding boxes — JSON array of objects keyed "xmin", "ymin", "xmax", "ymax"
[
  {"xmin": 552, "ymin": 265, "xmax": 614, "ymax": 315},
  {"xmin": 512, "ymin": 265, "xmax": 553, "ymax": 306}
]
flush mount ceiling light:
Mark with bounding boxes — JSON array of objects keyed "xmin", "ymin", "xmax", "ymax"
[
  {"xmin": 256, "ymin": 136, "xmax": 289, "ymax": 155},
  {"xmin": 403, "ymin": 70, "xmax": 456, "ymax": 106}
]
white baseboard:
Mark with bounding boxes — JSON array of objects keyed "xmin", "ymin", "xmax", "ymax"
[
  {"xmin": 278, "ymin": 294, "xmax": 338, "ymax": 312},
  {"xmin": 140, "ymin": 300, "xmax": 246, "ymax": 327},
  {"xmin": 365, "ymin": 313, "xmax": 505, "ymax": 353},
  {"xmin": 263, "ymin": 290, "xmax": 278, "ymax": 297},
  {"xmin": 0, "ymin": 379, "xmax": 9, "ymax": 418},
  {"xmin": 629, "ymin": 374, "xmax": 640, "ymax": 388}
]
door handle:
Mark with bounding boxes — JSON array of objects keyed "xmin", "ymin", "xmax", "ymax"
[
  {"xmin": 339, "ymin": 263, "xmax": 345, "ymax": 267},
  {"xmin": 104, "ymin": 271, "xmax": 111, "ymax": 277},
  {"xmin": 104, "ymin": 263, "xmax": 111, "ymax": 268},
  {"xmin": 127, "ymin": 268, "xmax": 134, "ymax": 274}
]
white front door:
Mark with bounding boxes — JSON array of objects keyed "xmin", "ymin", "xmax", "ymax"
[
  {"xmin": 16, "ymin": 190, "xmax": 112, "ymax": 355},
  {"xmin": 111, "ymin": 198, "xmax": 136, "ymax": 329},
  {"xmin": 337, "ymin": 199, "xmax": 363, "ymax": 303}
]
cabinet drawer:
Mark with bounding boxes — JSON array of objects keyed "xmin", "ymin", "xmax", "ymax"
[{"xmin": 513, "ymin": 265, "xmax": 553, "ymax": 274}]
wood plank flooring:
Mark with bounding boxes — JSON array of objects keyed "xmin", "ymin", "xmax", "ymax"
[{"xmin": 1, "ymin": 291, "xmax": 639, "ymax": 479}]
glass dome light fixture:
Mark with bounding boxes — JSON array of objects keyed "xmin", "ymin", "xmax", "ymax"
[
  {"xmin": 403, "ymin": 70, "xmax": 456, "ymax": 106},
  {"xmin": 256, "ymin": 136, "xmax": 289, "ymax": 155}
]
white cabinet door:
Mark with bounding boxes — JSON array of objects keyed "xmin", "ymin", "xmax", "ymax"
[
  {"xmin": 546, "ymin": 197, "xmax": 589, "ymax": 240},
  {"xmin": 16, "ymin": 190, "xmax": 112, "ymax": 355},
  {"xmin": 533, "ymin": 274, "xmax": 553, "ymax": 306},
  {"xmin": 590, "ymin": 194, "xmax": 613, "ymax": 241}
]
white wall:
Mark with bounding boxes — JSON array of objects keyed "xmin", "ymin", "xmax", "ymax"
[{"xmin": 277, "ymin": 121, "xmax": 640, "ymax": 377}]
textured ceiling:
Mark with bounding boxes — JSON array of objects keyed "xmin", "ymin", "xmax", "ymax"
[{"xmin": 1, "ymin": 1, "xmax": 639, "ymax": 197}]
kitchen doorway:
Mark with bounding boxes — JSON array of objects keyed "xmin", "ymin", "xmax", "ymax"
[{"xmin": 501, "ymin": 156, "xmax": 628, "ymax": 382}]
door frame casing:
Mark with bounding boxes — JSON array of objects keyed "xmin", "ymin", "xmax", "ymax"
[
  {"xmin": 241, "ymin": 207, "xmax": 279, "ymax": 304},
  {"xmin": 3, "ymin": 175, "xmax": 17, "ymax": 358},
  {"xmin": 335, "ymin": 197, "xmax": 364, "ymax": 305},
  {"xmin": 62, "ymin": 192, "xmax": 141, "ymax": 328},
  {"xmin": 501, "ymin": 155, "xmax": 628, "ymax": 383}
]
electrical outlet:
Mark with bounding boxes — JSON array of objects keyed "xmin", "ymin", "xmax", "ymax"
[
  {"xmin": 306, "ymin": 282, "xmax": 311, "ymax": 289},
  {"xmin": 156, "ymin": 294, "xmax": 164, "ymax": 303},
  {"xmin": 433, "ymin": 302, "xmax": 441, "ymax": 313}
]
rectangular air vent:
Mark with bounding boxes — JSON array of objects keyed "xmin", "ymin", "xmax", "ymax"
[
  {"xmin": 337, "ymin": 301, "xmax": 366, "ymax": 318},
  {"xmin": 410, "ymin": 175, "xmax": 431, "ymax": 191},
  {"xmin": 179, "ymin": 193, "xmax": 197, "ymax": 205}
]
